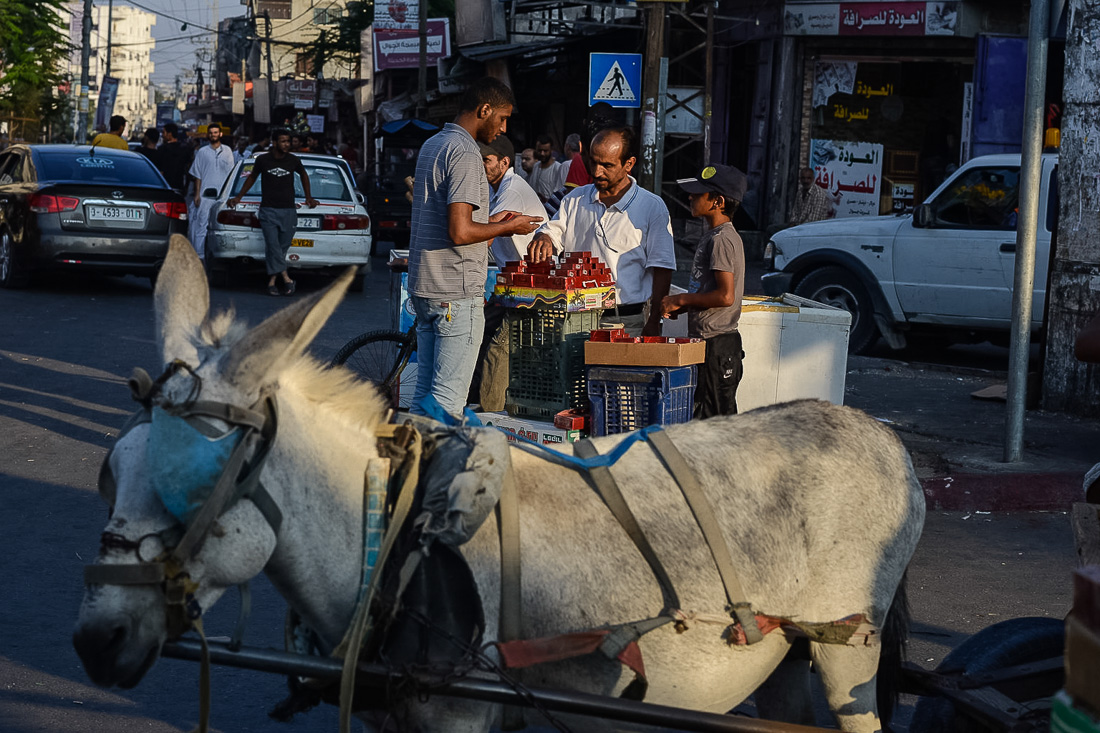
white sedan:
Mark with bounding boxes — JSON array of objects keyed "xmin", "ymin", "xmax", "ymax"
[{"xmin": 206, "ymin": 153, "xmax": 371, "ymax": 291}]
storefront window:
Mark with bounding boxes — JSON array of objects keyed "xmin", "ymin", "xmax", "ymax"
[{"xmin": 810, "ymin": 57, "xmax": 968, "ymax": 216}]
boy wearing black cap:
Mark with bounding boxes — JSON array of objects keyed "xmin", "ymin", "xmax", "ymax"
[{"xmin": 660, "ymin": 164, "xmax": 747, "ymax": 418}]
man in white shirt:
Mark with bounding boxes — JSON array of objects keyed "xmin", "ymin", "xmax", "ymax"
[
  {"xmin": 481, "ymin": 135, "xmax": 544, "ymax": 267},
  {"xmin": 188, "ymin": 124, "xmax": 236, "ymax": 258},
  {"xmin": 471, "ymin": 134, "xmax": 545, "ymax": 410},
  {"xmin": 528, "ymin": 126, "xmax": 676, "ymax": 336},
  {"xmin": 526, "ymin": 134, "xmax": 566, "ymax": 202},
  {"xmin": 518, "ymin": 147, "xmax": 535, "ymax": 182}
]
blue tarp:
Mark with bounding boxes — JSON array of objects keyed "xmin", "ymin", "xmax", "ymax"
[{"xmin": 380, "ymin": 119, "xmax": 439, "ymax": 136}]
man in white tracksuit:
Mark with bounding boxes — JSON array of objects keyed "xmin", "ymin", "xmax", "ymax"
[{"xmin": 188, "ymin": 125, "xmax": 235, "ymax": 258}]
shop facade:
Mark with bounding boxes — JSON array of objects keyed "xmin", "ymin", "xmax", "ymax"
[{"xmin": 714, "ymin": 0, "xmax": 1060, "ymax": 234}]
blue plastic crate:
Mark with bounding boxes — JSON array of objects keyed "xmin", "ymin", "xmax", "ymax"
[{"xmin": 586, "ymin": 365, "xmax": 696, "ymax": 436}]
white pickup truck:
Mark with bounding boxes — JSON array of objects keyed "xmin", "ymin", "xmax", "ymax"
[{"xmin": 761, "ymin": 153, "xmax": 1058, "ymax": 353}]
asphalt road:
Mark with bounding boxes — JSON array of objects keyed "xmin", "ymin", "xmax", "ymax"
[{"xmin": 0, "ymin": 265, "xmax": 1075, "ymax": 731}]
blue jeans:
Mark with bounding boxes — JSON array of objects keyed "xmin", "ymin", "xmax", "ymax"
[{"xmin": 410, "ymin": 296, "xmax": 485, "ymax": 419}]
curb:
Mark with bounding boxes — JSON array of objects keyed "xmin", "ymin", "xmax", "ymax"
[{"xmin": 922, "ymin": 472, "xmax": 1084, "ymax": 512}]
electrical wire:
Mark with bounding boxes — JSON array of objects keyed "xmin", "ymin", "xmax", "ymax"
[{"xmin": 124, "ymin": 0, "xmax": 218, "ymax": 33}]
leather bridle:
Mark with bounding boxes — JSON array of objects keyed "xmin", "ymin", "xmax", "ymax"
[{"xmin": 84, "ymin": 359, "xmax": 283, "ymax": 639}]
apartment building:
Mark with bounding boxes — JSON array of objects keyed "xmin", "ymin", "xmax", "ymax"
[
  {"xmin": 253, "ymin": 0, "xmax": 357, "ymax": 80},
  {"xmin": 65, "ymin": 3, "xmax": 156, "ymax": 134}
]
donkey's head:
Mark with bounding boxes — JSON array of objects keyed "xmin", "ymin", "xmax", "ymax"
[{"xmin": 73, "ymin": 235, "xmax": 359, "ymax": 688}]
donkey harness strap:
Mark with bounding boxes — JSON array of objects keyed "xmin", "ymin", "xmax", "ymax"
[
  {"xmin": 495, "ymin": 457, "xmax": 525, "ymax": 730},
  {"xmin": 573, "ymin": 429, "xmax": 763, "ymax": 644},
  {"xmin": 645, "ymin": 429, "xmax": 764, "ymax": 644},
  {"xmin": 573, "ymin": 438, "xmax": 683, "ymax": 615}
]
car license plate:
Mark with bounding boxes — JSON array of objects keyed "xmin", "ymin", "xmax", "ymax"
[
  {"xmin": 87, "ymin": 205, "xmax": 144, "ymax": 222},
  {"xmin": 291, "ymin": 239, "xmax": 313, "ymax": 247},
  {"xmin": 298, "ymin": 216, "xmax": 320, "ymax": 229}
]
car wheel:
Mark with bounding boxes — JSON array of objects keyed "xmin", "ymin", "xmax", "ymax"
[
  {"xmin": 0, "ymin": 231, "xmax": 29, "ymax": 289},
  {"xmin": 793, "ymin": 266, "xmax": 878, "ymax": 354}
]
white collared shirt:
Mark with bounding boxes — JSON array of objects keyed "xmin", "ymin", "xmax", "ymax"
[
  {"xmin": 535, "ymin": 177, "xmax": 676, "ymax": 305},
  {"xmin": 188, "ymin": 143, "xmax": 235, "ymax": 195},
  {"xmin": 489, "ymin": 167, "xmax": 545, "ymax": 267}
]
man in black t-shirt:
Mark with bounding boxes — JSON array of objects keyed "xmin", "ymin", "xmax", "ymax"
[
  {"xmin": 157, "ymin": 123, "xmax": 191, "ymax": 194},
  {"xmin": 228, "ymin": 129, "xmax": 318, "ymax": 296}
]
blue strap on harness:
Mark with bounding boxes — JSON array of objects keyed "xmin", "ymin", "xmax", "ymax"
[{"xmin": 498, "ymin": 423, "xmax": 664, "ymax": 471}]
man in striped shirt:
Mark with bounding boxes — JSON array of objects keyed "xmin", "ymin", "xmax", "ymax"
[{"xmin": 408, "ymin": 77, "xmax": 543, "ymax": 419}]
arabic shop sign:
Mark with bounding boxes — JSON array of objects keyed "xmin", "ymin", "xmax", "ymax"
[
  {"xmin": 810, "ymin": 139, "xmax": 884, "ymax": 218},
  {"xmin": 373, "ymin": 18, "xmax": 451, "ymax": 70},
  {"xmin": 784, "ymin": 1, "xmax": 958, "ymax": 36}
]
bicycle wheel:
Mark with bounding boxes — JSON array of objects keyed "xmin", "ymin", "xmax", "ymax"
[{"xmin": 331, "ymin": 330, "xmax": 415, "ymax": 408}]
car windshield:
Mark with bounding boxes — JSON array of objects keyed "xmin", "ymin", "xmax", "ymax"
[
  {"xmin": 232, "ymin": 160, "xmax": 352, "ymax": 201},
  {"xmin": 36, "ymin": 151, "xmax": 165, "ymax": 186}
]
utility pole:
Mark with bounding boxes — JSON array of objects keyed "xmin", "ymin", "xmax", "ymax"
[
  {"xmin": 1043, "ymin": 0, "xmax": 1100, "ymax": 416},
  {"xmin": 639, "ymin": 4, "xmax": 665, "ymax": 193},
  {"xmin": 77, "ymin": 0, "xmax": 93, "ymax": 142},
  {"xmin": 416, "ymin": 0, "xmax": 428, "ymax": 118},
  {"xmin": 1003, "ymin": 0, "xmax": 1050, "ymax": 460},
  {"xmin": 264, "ymin": 12, "xmax": 274, "ymax": 84},
  {"xmin": 703, "ymin": 2, "xmax": 714, "ymax": 164},
  {"xmin": 105, "ymin": 0, "xmax": 113, "ymax": 78}
]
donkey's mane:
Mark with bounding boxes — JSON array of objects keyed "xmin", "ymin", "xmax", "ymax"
[
  {"xmin": 194, "ymin": 307, "xmax": 387, "ymax": 432},
  {"xmin": 281, "ymin": 358, "xmax": 388, "ymax": 432}
]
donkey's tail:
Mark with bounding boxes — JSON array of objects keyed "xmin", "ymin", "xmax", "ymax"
[{"xmin": 877, "ymin": 570, "xmax": 910, "ymax": 730}]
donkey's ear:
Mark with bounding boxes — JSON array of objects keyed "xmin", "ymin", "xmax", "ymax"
[
  {"xmin": 154, "ymin": 235, "xmax": 210, "ymax": 366},
  {"xmin": 221, "ymin": 267, "xmax": 355, "ymax": 391}
]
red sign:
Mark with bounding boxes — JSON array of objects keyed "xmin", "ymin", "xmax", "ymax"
[
  {"xmin": 373, "ymin": 18, "xmax": 451, "ymax": 71},
  {"xmin": 838, "ymin": 2, "xmax": 927, "ymax": 35}
]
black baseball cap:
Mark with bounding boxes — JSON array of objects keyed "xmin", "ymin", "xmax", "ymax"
[
  {"xmin": 478, "ymin": 134, "xmax": 514, "ymax": 163},
  {"xmin": 678, "ymin": 164, "xmax": 747, "ymax": 203}
]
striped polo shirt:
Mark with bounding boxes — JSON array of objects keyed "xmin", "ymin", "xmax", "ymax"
[{"xmin": 408, "ymin": 123, "xmax": 490, "ymax": 299}]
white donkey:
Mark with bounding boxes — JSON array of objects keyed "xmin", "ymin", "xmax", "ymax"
[{"xmin": 74, "ymin": 236, "xmax": 925, "ymax": 732}]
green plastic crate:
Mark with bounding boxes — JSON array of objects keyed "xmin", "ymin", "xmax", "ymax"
[{"xmin": 505, "ymin": 309, "xmax": 603, "ymax": 420}]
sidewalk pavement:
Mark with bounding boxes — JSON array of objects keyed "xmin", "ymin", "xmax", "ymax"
[{"xmin": 843, "ymin": 354, "xmax": 1100, "ymax": 511}]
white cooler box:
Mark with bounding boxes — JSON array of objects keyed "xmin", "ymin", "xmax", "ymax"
[{"xmin": 736, "ymin": 294, "xmax": 851, "ymax": 411}]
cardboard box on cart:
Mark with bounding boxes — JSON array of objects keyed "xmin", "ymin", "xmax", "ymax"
[{"xmin": 477, "ymin": 412, "xmax": 585, "ymax": 445}]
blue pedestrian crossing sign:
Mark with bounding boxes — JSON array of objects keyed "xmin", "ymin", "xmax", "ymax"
[{"xmin": 589, "ymin": 53, "xmax": 642, "ymax": 108}]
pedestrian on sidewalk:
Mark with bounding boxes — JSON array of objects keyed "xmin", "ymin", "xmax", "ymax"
[
  {"xmin": 91, "ymin": 116, "xmax": 129, "ymax": 150},
  {"xmin": 470, "ymin": 133, "xmax": 545, "ymax": 412},
  {"xmin": 138, "ymin": 128, "xmax": 161, "ymax": 166},
  {"xmin": 527, "ymin": 134, "xmax": 566, "ymax": 202},
  {"xmin": 187, "ymin": 124, "xmax": 235, "ymax": 259},
  {"xmin": 660, "ymin": 164, "xmax": 748, "ymax": 418},
  {"xmin": 227, "ymin": 129, "xmax": 319, "ymax": 296},
  {"xmin": 157, "ymin": 123, "xmax": 190, "ymax": 194},
  {"xmin": 407, "ymin": 77, "xmax": 543, "ymax": 420}
]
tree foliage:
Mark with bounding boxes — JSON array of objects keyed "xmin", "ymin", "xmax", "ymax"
[
  {"xmin": 303, "ymin": 0, "xmax": 456, "ymax": 75},
  {"xmin": 0, "ymin": 0, "xmax": 70, "ymax": 128}
]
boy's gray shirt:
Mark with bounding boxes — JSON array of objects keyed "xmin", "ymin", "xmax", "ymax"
[{"xmin": 408, "ymin": 123, "xmax": 490, "ymax": 299}]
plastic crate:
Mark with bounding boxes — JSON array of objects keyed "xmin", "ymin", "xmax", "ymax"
[
  {"xmin": 587, "ymin": 365, "xmax": 697, "ymax": 436},
  {"xmin": 505, "ymin": 309, "xmax": 603, "ymax": 419}
]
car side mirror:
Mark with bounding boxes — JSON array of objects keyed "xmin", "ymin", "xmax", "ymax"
[
  {"xmin": 202, "ymin": 187, "xmax": 218, "ymax": 198},
  {"xmin": 913, "ymin": 203, "xmax": 934, "ymax": 228},
  {"xmin": 356, "ymin": 191, "xmax": 365, "ymax": 204}
]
